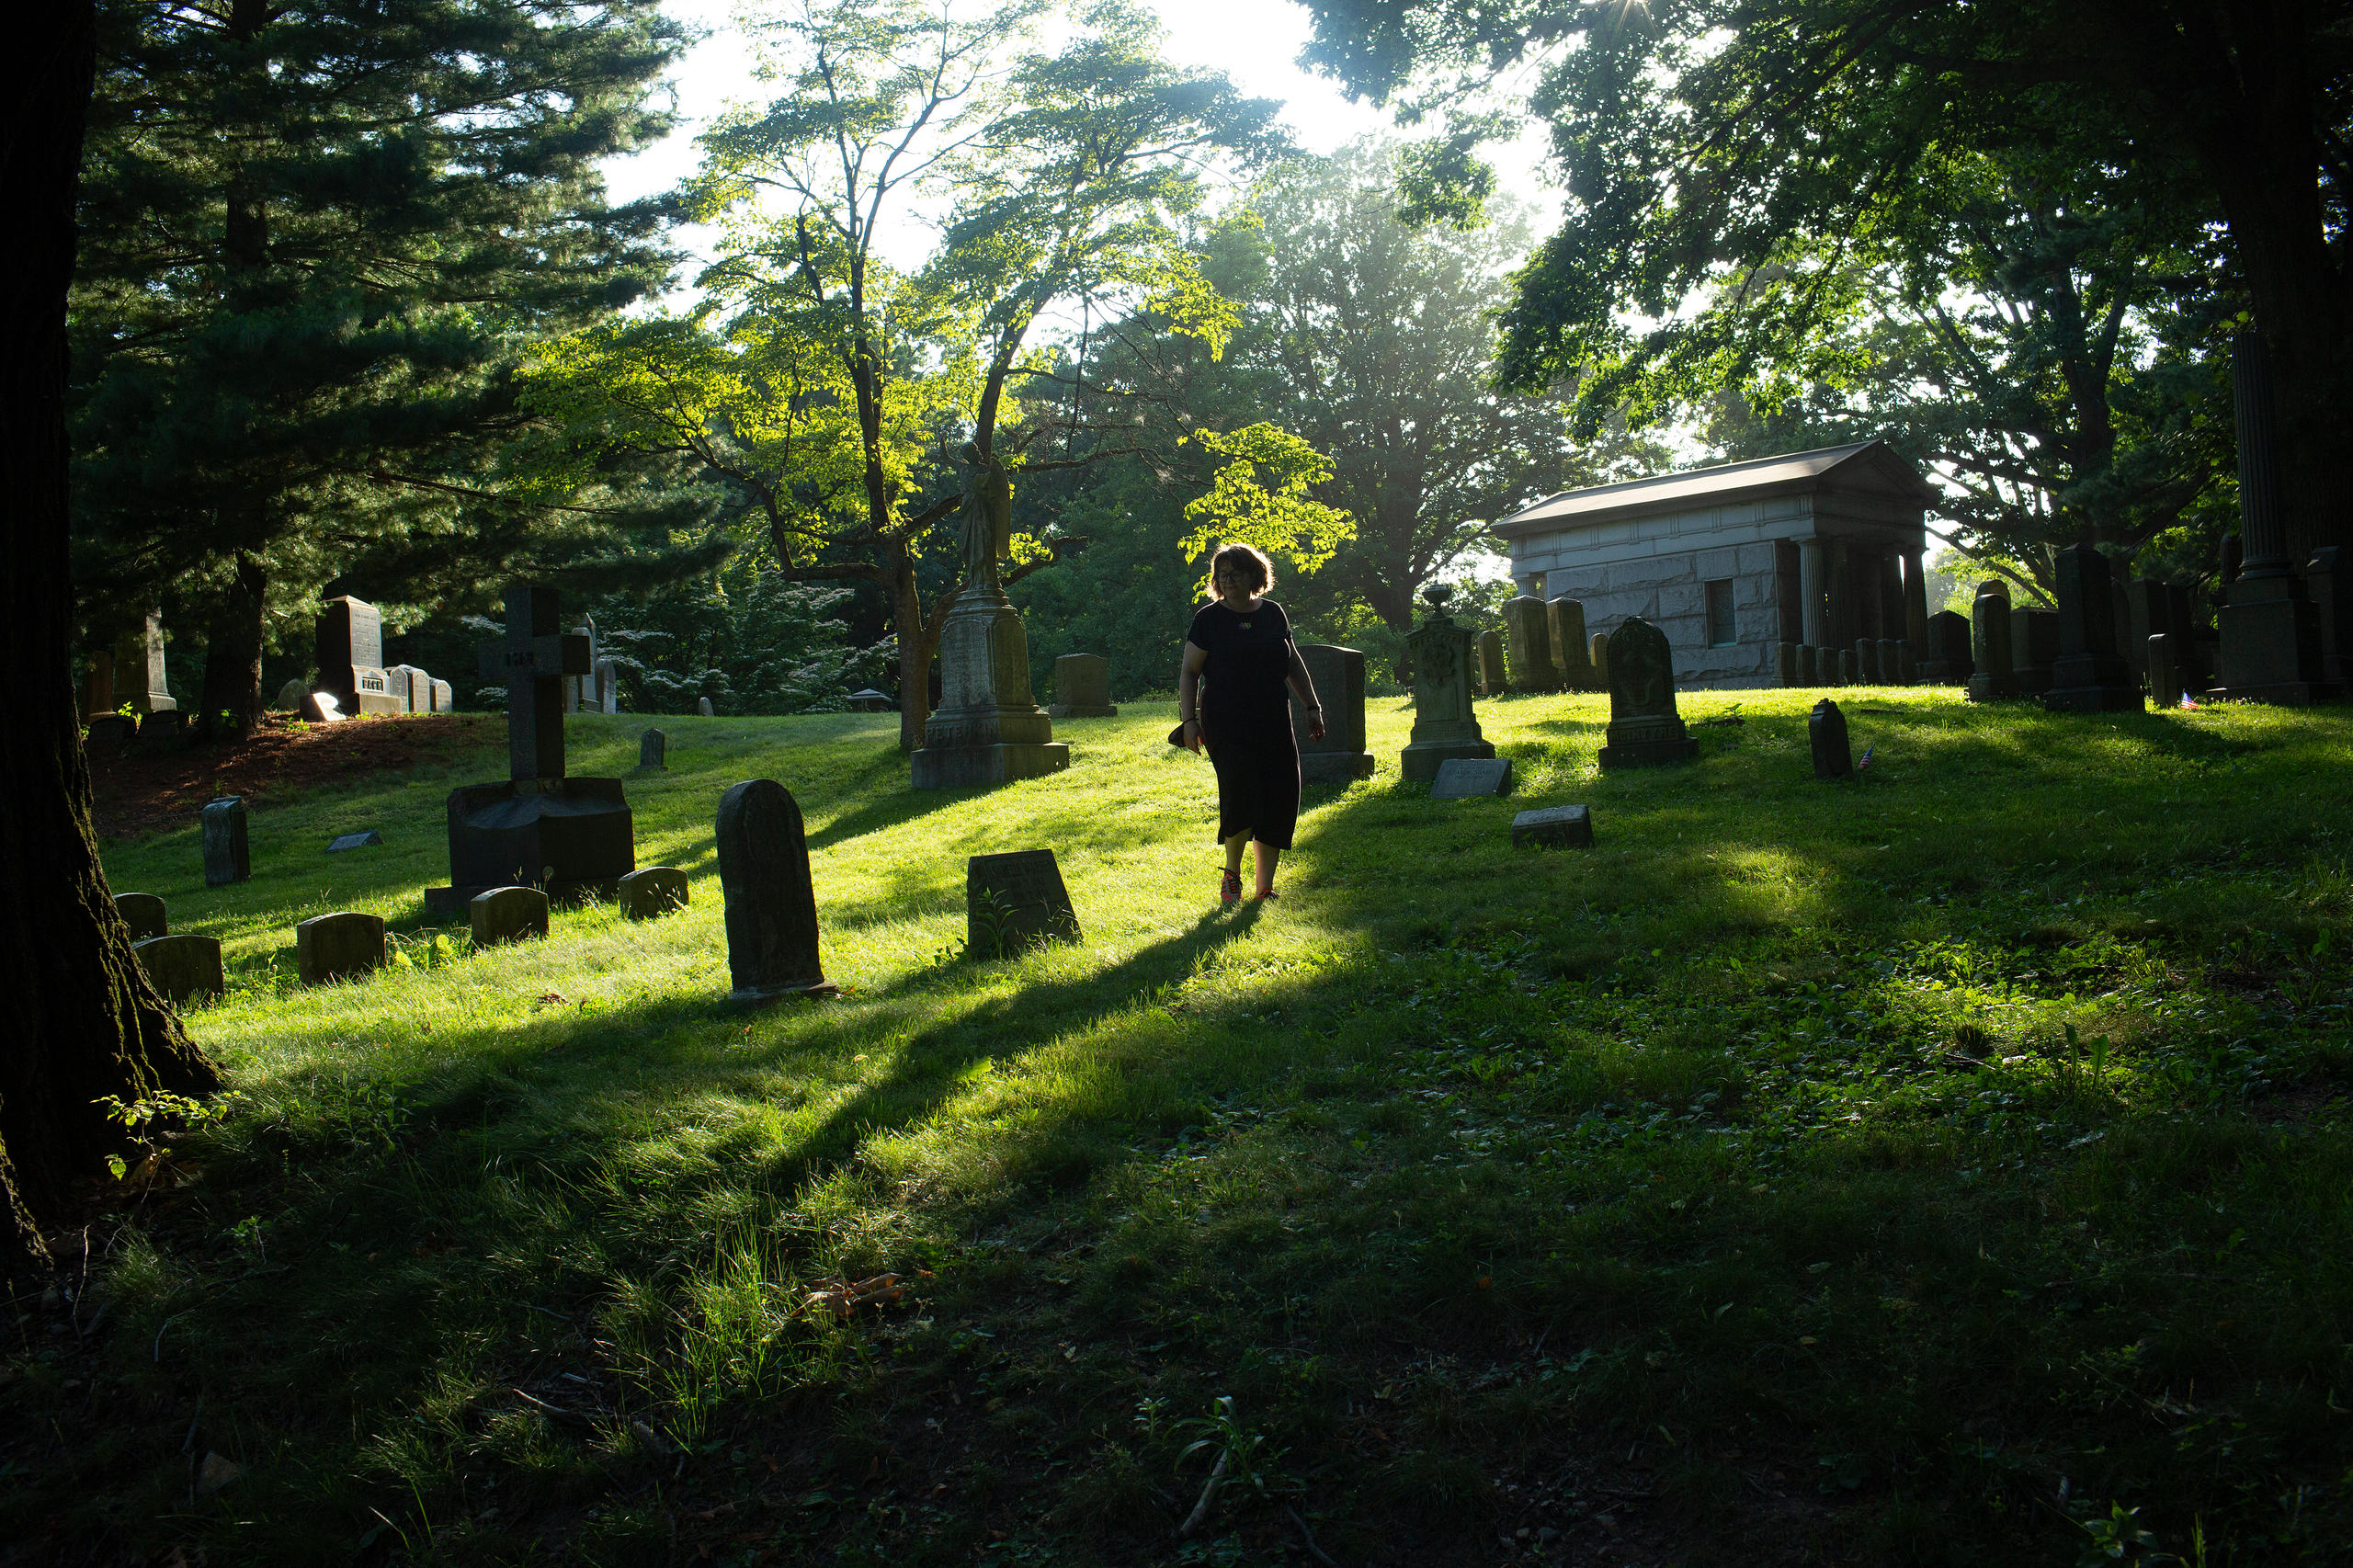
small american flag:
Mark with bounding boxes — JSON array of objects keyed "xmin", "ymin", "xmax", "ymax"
[{"xmin": 1858, "ymin": 744, "xmax": 1875, "ymax": 770}]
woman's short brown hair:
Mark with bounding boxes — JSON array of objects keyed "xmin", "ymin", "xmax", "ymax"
[{"xmin": 1211, "ymin": 542, "xmax": 1274, "ymax": 593}]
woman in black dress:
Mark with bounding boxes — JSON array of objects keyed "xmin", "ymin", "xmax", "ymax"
[{"xmin": 1177, "ymin": 544, "xmax": 1324, "ymax": 903}]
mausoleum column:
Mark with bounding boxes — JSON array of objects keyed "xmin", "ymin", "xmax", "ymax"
[
  {"xmin": 1902, "ymin": 547, "xmax": 1930, "ymax": 648},
  {"xmin": 1800, "ymin": 539, "xmax": 1824, "ymax": 646}
]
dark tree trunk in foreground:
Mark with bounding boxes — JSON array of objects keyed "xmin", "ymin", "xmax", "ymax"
[
  {"xmin": 193, "ymin": 551, "xmax": 267, "ymax": 742},
  {"xmin": 2, "ymin": 0, "xmax": 218, "ymax": 1279}
]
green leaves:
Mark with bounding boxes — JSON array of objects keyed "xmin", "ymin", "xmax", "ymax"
[{"xmin": 1179, "ymin": 424, "xmax": 1355, "ymax": 588}]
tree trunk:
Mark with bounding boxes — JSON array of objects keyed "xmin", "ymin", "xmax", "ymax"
[
  {"xmin": 2, "ymin": 0, "xmax": 221, "ymax": 1280},
  {"xmin": 193, "ymin": 551, "xmax": 267, "ymax": 744}
]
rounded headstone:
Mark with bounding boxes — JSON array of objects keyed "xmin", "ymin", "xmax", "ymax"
[
  {"xmin": 1809, "ymin": 699, "xmax": 1854, "ymax": 779},
  {"xmin": 274, "ymin": 678, "xmax": 308, "ymax": 710},
  {"xmin": 471, "ymin": 885, "xmax": 550, "ymax": 948},
  {"xmin": 134, "ymin": 934, "xmax": 223, "ymax": 1006},
  {"xmin": 296, "ymin": 912, "xmax": 387, "ymax": 986},
  {"xmin": 115, "ymin": 892, "xmax": 167, "ymax": 943},
  {"xmin": 85, "ymin": 715, "xmax": 137, "ymax": 756},
  {"xmin": 716, "ymin": 780, "xmax": 833, "ymax": 998},
  {"xmin": 200, "ymin": 797, "xmax": 250, "ymax": 887},
  {"xmin": 618, "ymin": 866, "xmax": 688, "ymax": 921},
  {"xmin": 697, "ymin": 697, "xmax": 715, "ymax": 717},
  {"xmin": 637, "ymin": 729, "xmax": 667, "ymax": 771}
]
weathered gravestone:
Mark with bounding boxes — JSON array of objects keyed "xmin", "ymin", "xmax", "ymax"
[
  {"xmin": 1835, "ymin": 649, "xmax": 1857, "ymax": 685},
  {"xmin": 1588, "ymin": 631, "xmax": 1610, "ymax": 689},
  {"xmin": 317, "ymin": 597, "xmax": 404, "ymax": 716},
  {"xmin": 115, "ymin": 892, "xmax": 166, "ymax": 942},
  {"xmin": 300, "ymin": 691, "xmax": 346, "ymax": 724},
  {"xmin": 1293, "ymin": 643, "xmax": 1375, "ymax": 782},
  {"xmin": 471, "ymin": 885, "xmax": 550, "ymax": 948},
  {"xmin": 2148, "ymin": 633, "xmax": 2184, "ymax": 709},
  {"xmin": 201, "ymin": 797, "xmax": 249, "ymax": 887},
  {"xmin": 1431, "ymin": 757, "xmax": 1513, "ymax": 799},
  {"xmin": 618, "ymin": 866, "xmax": 688, "ymax": 921},
  {"xmin": 716, "ymin": 779, "xmax": 835, "ymax": 998},
  {"xmin": 430, "ymin": 678, "xmax": 453, "ymax": 712},
  {"xmin": 1967, "ymin": 581, "xmax": 2017, "ymax": 700},
  {"xmin": 1796, "ymin": 644, "xmax": 1819, "ymax": 687},
  {"xmin": 1897, "ymin": 642, "xmax": 1918, "ymax": 685},
  {"xmin": 1048, "ymin": 654, "xmax": 1119, "ymax": 719},
  {"xmin": 1401, "ymin": 586, "xmax": 1497, "ymax": 783},
  {"xmin": 2010, "ymin": 606, "xmax": 2059, "ymax": 695},
  {"xmin": 296, "ymin": 912, "xmax": 386, "ymax": 986},
  {"xmin": 86, "ymin": 610, "xmax": 176, "ymax": 717},
  {"xmin": 1597, "ymin": 617, "xmax": 1698, "ymax": 769},
  {"xmin": 138, "ymin": 710, "xmax": 188, "ymax": 751},
  {"xmin": 636, "ymin": 729, "xmax": 667, "ymax": 771},
  {"xmin": 1503, "ymin": 593, "xmax": 1562, "ymax": 692},
  {"xmin": 1776, "ymin": 643, "xmax": 1799, "ymax": 687},
  {"xmin": 1920, "ymin": 610, "xmax": 1973, "ymax": 685},
  {"xmin": 85, "ymin": 715, "xmax": 136, "ymax": 755},
  {"xmin": 1549, "ymin": 598, "xmax": 1593, "ymax": 688},
  {"xmin": 326, "ymin": 831, "xmax": 382, "ymax": 852},
  {"xmin": 698, "ymin": 697, "xmax": 715, "ymax": 717},
  {"xmin": 1809, "ymin": 699, "xmax": 1853, "ymax": 779},
  {"xmin": 426, "ymin": 585, "xmax": 634, "ymax": 916},
  {"xmin": 966, "ymin": 849, "xmax": 1080, "ymax": 957},
  {"xmin": 1879, "ymin": 638, "xmax": 1904, "ymax": 685},
  {"xmin": 1476, "ymin": 629, "xmax": 1506, "ymax": 698},
  {"xmin": 1855, "ymin": 639, "xmax": 1881, "ymax": 684},
  {"xmin": 274, "ymin": 678, "xmax": 307, "ymax": 710},
  {"xmin": 1511, "ymin": 804, "xmax": 1594, "ymax": 848},
  {"xmin": 135, "ymin": 935, "xmax": 222, "ymax": 1005},
  {"xmin": 2046, "ymin": 543, "xmax": 2145, "ymax": 712}
]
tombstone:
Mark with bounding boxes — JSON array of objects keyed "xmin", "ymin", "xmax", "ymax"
[
  {"xmin": 1588, "ymin": 631, "xmax": 1610, "ymax": 689},
  {"xmin": 1809, "ymin": 699, "xmax": 1853, "ymax": 779},
  {"xmin": 2045, "ymin": 543, "xmax": 2144, "ymax": 711},
  {"xmin": 1796, "ymin": 643, "xmax": 1818, "ymax": 687},
  {"xmin": 1966, "ymin": 582, "xmax": 2017, "ymax": 700},
  {"xmin": 697, "ymin": 697, "xmax": 715, "ymax": 717},
  {"xmin": 274, "ymin": 678, "xmax": 307, "ymax": 710},
  {"xmin": 1878, "ymin": 639, "xmax": 1904, "ymax": 685},
  {"xmin": 429, "ymin": 679, "xmax": 453, "ymax": 713},
  {"xmin": 1502, "ymin": 595, "xmax": 1562, "ymax": 692},
  {"xmin": 636, "ymin": 729, "xmax": 667, "ymax": 771},
  {"xmin": 1400, "ymin": 586, "xmax": 1497, "ymax": 783},
  {"xmin": 1897, "ymin": 642, "xmax": 1918, "ymax": 685},
  {"xmin": 1510, "ymin": 804, "xmax": 1594, "ymax": 848},
  {"xmin": 114, "ymin": 892, "xmax": 166, "ymax": 942},
  {"xmin": 137, "ymin": 710, "xmax": 188, "ymax": 751},
  {"xmin": 1430, "ymin": 757, "xmax": 1513, "ymax": 799},
  {"xmin": 200, "ymin": 797, "xmax": 249, "ymax": 887},
  {"xmin": 2306, "ymin": 548, "xmax": 2353, "ymax": 683},
  {"xmin": 1776, "ymin": 642, "xmax": 1798, "ymax": 687},
  {"xmin": 470, "ymin": 885, "xmax": 550, "ymax": 948},
  {"xmin": 2010, "ymin": 607, "xmax": 2060, "ymax": 695},
  {"xmin": 845, "ymin": 688, "xmax": 892, "ymax": 711},
  {"xmin": 316, "ymin": 597, "xmax": 400, "ymax": 716},
  {"xmin": 1048, "ymin": 653, "xmax": 1119, "ymax": 719},
  {"xmin": 1476, "ymin": 629, "xmax": 1506, "ymax": 697},
  {"xmin": 563, "ymin": 626, "xmax": 595, "ymax": 714},
  {"xmin": 965, "ymin": 849, "xmax": 1080, "ymax": 957},
  {"xmin": 1836, "ymin": 649, "xmax": 1857, "ymax": 685},
  {"xmin": 383, "ymin": 665, "xmax": 431, "ymax": 714},
  {"xmin": 1855, "ymin": 639, "xmax": 1881, "ymax": 684},
  {"xmin": 2111, "ymin": 577, "xmax": 2141, "ymax": 676},
  {"xmin": 618, "ymin": 866, "xmax": 688, "ymax": 921},
  {"xmin": 295, "ymin": 912, "xmax": 386, "ymax": 985},
  {"xmin": 2215, "ymin": 331, "xmax": 2330, "ymax": 702},
  {"xmin": 593, "ymin": 656, "xmax": 620, "ymax": 714},
  {"xmin": 1597, "ymin": 617, "xmax": 1698, "ymax": 768},
  {"xmin": 134, "ymin": 935, "xmax": 222, "ymax": 1006},
  {"xmin": 2147, "ymin": 633, "xmax": 2183, "ymax": 709},
  {"xmin": 326, "ymin": 831, "xmax": 383, "ymax": 852},
  {"xmin": 716, "ymin": 779, "xmax": 835, "ymax": 997},
  {"xmin": 426, "ymin": 585, "xmax": 635, "ymax": 916},
  {"xmin": 1920, "ymin": 610, "xmax": 1973, "ymax": 685},
  {"xmin": 1548, "ymin": 598, "xmax": 1593, "ymax": 689},
  {"xmin": 1293, "ymin": 643, "xmax": 1375, "ymax": 782},
  {"xmin": 300, "ymin": 690, "xmax": 344, "ymax": 724},
  {"xmin": 97, "ymin": 610, "xmax": 176, "ymax": 715}
]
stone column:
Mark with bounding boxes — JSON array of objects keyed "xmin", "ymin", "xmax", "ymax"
[
  {"xmin": 2216, "ymin": 330, "xmax": 2331, "ymax": 702},
  {"xmin": 1799, "ymin": 539, "xmax": 1824, "ymax": 648}
]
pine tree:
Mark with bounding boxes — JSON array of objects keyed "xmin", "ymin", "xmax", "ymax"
[{"xmin": 70, "ymin": 0, "xmax": 693, "ymax": 735}]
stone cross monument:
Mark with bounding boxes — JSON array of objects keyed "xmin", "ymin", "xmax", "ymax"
[{"xmin": 1400, "ymin": 585, "xmax": 1495, "ymax": 783}]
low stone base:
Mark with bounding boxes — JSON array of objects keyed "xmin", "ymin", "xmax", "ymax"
[
  {"xmin": 1301, "ymin": 751, "xmax": 1376, "ymax": 783},
  {"xmin": 727, "ymin": 979, "xmax": 841, "ymax": 1006},
  {"xmin": 911, "ymin": 741, "xmax": 1072, "ymax": 790},
  {"xmin": 1598, "ymin": 737, "xmax": 1699, "ymax": 769},
  {"xmin": 1400, "ymin": 739, "xmax": 1494, "ymax": 784},
  {"xmin": 2045, "ymin": 653, "xmax": 2147, "ymax": 713},
  {"xmin": 1964, "ymin": 675, "xmax": 2019, "ymax": 701},
  {"xmin": 1048, "ymin": 704, "xmax": 1119, "ymax": 719},
  {"xmin": 424, "ymin": 879, "xmax": 620, "ymax": 917}
]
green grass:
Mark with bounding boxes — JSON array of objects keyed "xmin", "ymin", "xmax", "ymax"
[{"xmin": 6, "ymin": 690, "xmax": 2352, "ymax": 1566}]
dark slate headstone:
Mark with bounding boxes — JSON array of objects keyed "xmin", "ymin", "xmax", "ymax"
[
  {"xmin": 1967, "ymin": 582, "xmax": 2016, "ymax": 700},
  {"xmin": 619, "ymin": 866, "xmax": 688, "ymax": 920},
  {"xmin": 1809, "ymin": 699, "xmax": 1854, "ymax": 780},
  {"xmin": 636, "ymin": 729, "xmax": 667, "ymax": 771},
  {"xmin": 470, "ymin": 885, "xmax": 550, "ymax": 948},
  {"xmin": 1921, "ymin": 609, "xmax": 1973, "ymax": 685},
  {"xmin": 1776, "ymin": 642, "xmax": 1798, "ymax": 687},
  {"xmin": 134, "ymin": 935, "xmax": 222, "ymax": 1006},
  {"xmin": 85, "ymin": 714, "xmax": 136, "ymax": 755},
  {"xmin": 1796, "ymin": 644, "xmax": 1819, "ymax": 687},
  {"xmin": 1836, "ymin": 649, "xmax": 1858, "ymax": 685},
  {"xmin": 1293, "ymin": 643, "xmax": 1374, "ymax": 782},
  {"xmin": 201, "ymin": 797, "xmax": 250, "ymax": 887},
  {"xmin": 2046, "ymin": 543, "xmax": 2144, "ymax": 712},
  {"xmin": 717, "ymin": 779, "xmax": 835, "ymax": 998},
  {"xmin": 966, "ymin": 849, "xmax": 1080, "ymax": 957},
  {"xmin": 115, "ymin": 892, "xmax": 166, "ymax": 942},
  {"xmin": 2010, "ymin": 606, "xmax": 2060, "ymax": 695},
  {"xmin": 1878, "ymin": 638, "xmax": 1904, "ymax": 685},
  {"xmin": 326, "ymin": 831, "xmax": 383, "ymax": 853},
  {"xmin": 1511, "ymin": 804, "xmax": 1594, "ymax": 848},
  {"xmin": 1430, "ymin": 757, "xmax": 1514, "ymax": 799},
  {"xmin": 2305, "ymin": 547, "xmax": 2353, "ymax": 682},
  {"xmin": 1597, "ymin": 617, "xmax": 1697, "ymax": 769},
  {"xmin": 296, "ymin": 912, "xmax": 386, "ymax": 986},
  {"xmin": 2148, "ymin": 633, "xmax": 2183, "ymax": 709},
  {"xmin": 1855, "ymin": 639, "xmax": 1881, "ymax": 684},
  {"xmin": 137, "ymin": 710, "xmax": 188, "ymax": 752}
]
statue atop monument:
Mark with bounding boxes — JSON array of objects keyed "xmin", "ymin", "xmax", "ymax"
[{"xmin": 958, "ymin": 441, "xmax": 1014, "ymax": 589}]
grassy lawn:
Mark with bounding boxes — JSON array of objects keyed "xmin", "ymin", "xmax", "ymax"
[{"xmin": 6, "ymin": 689, "xmax": 2350, "ymax": 1566}]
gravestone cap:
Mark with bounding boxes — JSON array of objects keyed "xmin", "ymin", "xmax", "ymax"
[
  {"xmin": 967, "ymin": 849, "xmax": 1080, "ymax": 956},
  {"xmin": 326, "ymin": 831, "xmax": 383, "ymax": 853},
  {"xmin": 134, "ymin": 934, "xmax": 223, "ymax": 1006},
  {"xmin": 1430, "ymin": 757, "xmax": 1514, "ymax": 799},
  {"xmin": 295, "ymin": 912, "xmax": 387, "ymax": 986},
  {"xmin": 618, "ymin": 866, "xmax": 688, "ymax": 921},
  {"xmin": 470, "ymin": 885, "xmax": 550, "ymax": 947},
  {"xmin": 115, "ymin": 892, "xmax": 166, "ymax": 942},
  {"xmin": 1511, "ymin": 804, "xmax": 1594, "ymax": 848}
]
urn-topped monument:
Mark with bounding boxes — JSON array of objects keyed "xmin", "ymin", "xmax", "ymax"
[
  {"xmin": 423, "ymin": 585, "xmax": 635, "ymax": 915},
  {"xmin": 1400, "ymin": 585, "xmax": 1496, "ymax": 783},
  {"xmin": 911, "ymin": 445, "xmax": 1071, "ymax": 790}
]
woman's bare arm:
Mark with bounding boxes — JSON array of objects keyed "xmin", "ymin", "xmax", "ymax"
[{"xmin": 1179, "ymin": 641, "xmax": 1209, "ymax": 750}]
